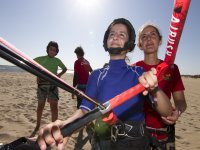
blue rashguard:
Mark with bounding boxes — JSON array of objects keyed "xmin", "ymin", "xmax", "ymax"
[{"xmin": 80, "ymin": 59, "xmax": 145, "ymax": 122}]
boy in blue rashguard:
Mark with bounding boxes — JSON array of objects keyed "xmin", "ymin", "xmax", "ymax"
[{"xmin": 37, "ymin": 18, "xmax": 172, "ymax": 150}]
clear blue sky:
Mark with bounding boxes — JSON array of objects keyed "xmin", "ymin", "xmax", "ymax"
[{"xmin": 0, "ymin": 0, "xmax": 199, "ymax": 75}]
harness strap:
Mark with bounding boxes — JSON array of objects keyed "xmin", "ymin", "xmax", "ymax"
[
  {"xmin": 147, "ymin": 125, "xmax": 175, "ymax": 150},
  {"xmin": 146, "ymin": 126, "xmax": 172, "ymax": 135},
  {"xmin": 111, "ymin": 120, "xmax": 145, "ymax": 142}
]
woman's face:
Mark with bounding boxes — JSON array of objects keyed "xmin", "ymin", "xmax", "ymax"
[
  {"xmin": 139, "ymin": 26, "xmax": 161, "ymax": 54},
  {"xmin": 107, "ymin": 23, "xmax": 129, "ymax": 50}
]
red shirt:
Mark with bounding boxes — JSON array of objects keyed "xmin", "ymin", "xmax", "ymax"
[
  {"xmin": 74, "ymin": 57, "xmax": 92, "ymax": 85},
  {"xmin": 135, "ymin": 60, "xmax": 185, "ymax": 139}
]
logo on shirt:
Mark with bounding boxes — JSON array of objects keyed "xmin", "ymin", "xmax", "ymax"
[{"xmin": 163, "ymin": 73, "xmax": 171, "ymax": 81}]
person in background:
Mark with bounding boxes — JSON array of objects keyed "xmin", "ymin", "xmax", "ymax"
[
  {"xmin": 72, "ymin": 46, "xmax": 93, "ymax": 109},
  {"xmin": 30, "ymin": 41, "xmax": 67, "ymax": 138},
  {"xmin": 72, "ymin": 46, "xmax": 94, "ymax": 148},
  {"xmin": 135, "ymin": 23, "xmax": 187, "ymax": 150},
  {"xmin": 37, "ymin": 18, "xmax": 172, "ymax": 150}
]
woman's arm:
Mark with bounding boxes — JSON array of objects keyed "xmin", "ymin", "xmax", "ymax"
[
  {"xmin": 161, "ymin": 90, "xmax": 187, "ymax": 124},
  {"xmin": 173, "ymin": 91, "xmax": 187, "ymax": 115},
  {"xmin": 57, "ymin": 67, "xmax": 67, "ymax": 77},
  {"xmin": 150, "ymin": 87, "xmax": 173, "ymax": 117},
  {"xmin": 139, "ymin": 68, "xmax": 173, "ymax": 117}
]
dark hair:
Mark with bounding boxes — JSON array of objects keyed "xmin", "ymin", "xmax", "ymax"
[
  {"xmin": 46, "ymin": 41, "xmax": 59, "ymax": 53},
  {"xmin": 103, "ymin": 18, "xmax": 136, "ymax": 53},
  {"xmin": 74, "ymin": 46, "xmax": 84, "ymax": 57}
]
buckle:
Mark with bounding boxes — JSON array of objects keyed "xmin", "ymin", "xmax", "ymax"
[
  {"xmin": 166, "ymin": 126, "xmax": 171, "ymax": 133},
  {"xmin": 124, "ymin": 123, "xmax": 133, "ymax": 132},
  {"xmin": 111, "ymin": 122, "xmax": 145, "ymax": 142},
  {"xmin": 111, "ymin": 124, "xmax": 118, "ymax": 142},
  {"xmin": 125, "ymin": 123, "xmax": 145, "ymax": 137},
  {"xmin": 111, "ymin": 124, "xmax": 126, "ymax": 142}
]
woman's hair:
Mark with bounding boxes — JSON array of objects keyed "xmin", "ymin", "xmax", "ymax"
[{"xmin": 137, "ymin": 23, "xmax": 162, "ymax": 47}]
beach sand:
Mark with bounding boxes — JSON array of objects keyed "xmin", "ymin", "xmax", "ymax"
[{"xmin": 0, "ymin": 72, "xmax": 199, "ymax": 149}]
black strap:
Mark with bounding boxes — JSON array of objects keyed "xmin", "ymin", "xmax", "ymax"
[
  {"xmin": 149, "ymin": 136, "xmax": 166, "ymax": 150},
  {"xmin": 0, "ymin": 137, "xmax": 40, "ymax": 150}
]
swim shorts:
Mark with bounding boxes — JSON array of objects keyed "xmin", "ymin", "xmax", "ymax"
[{"xmin": 37, "ymin": 85, "xmax": 59, "ymax": 102}]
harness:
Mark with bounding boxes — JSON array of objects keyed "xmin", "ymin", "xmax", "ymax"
[
  {"xmin": 147, "ymin": 125, "xmax": 175, "ymax": 150},
  {"xmin": 111, "ymin": 120, "xmax": 146, "ymax": 142}
]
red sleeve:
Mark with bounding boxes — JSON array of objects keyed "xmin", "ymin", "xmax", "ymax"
[
  {"xmin": 171, "ymin": 64, "xmax": 185, "ymax": 92},
  {"xmin": 74, "ymin": 60, "xmax": 79, "ymax": 74}
]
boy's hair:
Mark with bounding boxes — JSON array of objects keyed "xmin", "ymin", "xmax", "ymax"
[
  {"xmin": 137, "ymin": 23, "xmax": 162, "ymax": 47},
  {"xmin": 46, "ymin": 41, "xmax": 59, "ymax": 54},
  {"xmin": 103, "ymin": 18, "xmax": 136, "ymax": 54},
  {"xmin": 74, "ymin": 46, "xmax": 84, "ymax": 57}
]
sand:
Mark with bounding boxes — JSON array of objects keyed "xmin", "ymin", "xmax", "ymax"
[{"xmin": 0, "ymin": 72, "xmax": 199, "ymax": 150}]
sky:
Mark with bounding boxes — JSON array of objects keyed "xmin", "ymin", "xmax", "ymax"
[{"xmin": 0, "ymin": 0, "xmax": 199, "ymax": 75}]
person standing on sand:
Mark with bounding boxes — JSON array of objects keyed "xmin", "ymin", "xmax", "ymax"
[
  {"xmin": 135, "ymin": 23, "xmax": 187, "ymax": 150},
  {"xmin": 72, "ymin": 46, "xmax": 94, "ymax": 148},
  {"xmin": 72, "ymin": 46, "xmax": 93, "ymax": 109},
  {"xmin": 29, "ymin": 41, "xmax": 67, "ymax": 138}
]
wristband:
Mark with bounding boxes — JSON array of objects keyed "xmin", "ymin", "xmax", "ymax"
[{"xmin": 150, "ymin": 86, "xmax": 160, "ymax": 95}]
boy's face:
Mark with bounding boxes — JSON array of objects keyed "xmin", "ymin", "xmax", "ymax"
[
  {"xmin": 47, "ymin": 46, "xmax": 57, "ymax": 57},
  {"xmin": 107, "ymin": 23, "xmax": 129, "ymax": 50}
]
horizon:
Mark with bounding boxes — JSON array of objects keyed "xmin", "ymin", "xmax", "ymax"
[{"xmin": 0, "ymin": 64, "xmax": 199, "ymax": 76}]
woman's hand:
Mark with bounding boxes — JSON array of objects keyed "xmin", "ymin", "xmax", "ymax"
[
  {"xmin": 139, "ymin": 68, "xmax": 158, "ymax": 95},
  {"xmin": 161, "ymin": 105, "xmax": 180, "ymax": 125},
  {"xmin": 139, "ymin": 67, "xmax": 173, "ymax": 116},
  {"xmin": 37, "ymin": 109, "xmax": 86, "ymax": 150},
  {"xmin": 37, "ymin": 120, "xmax": 68, "ymax": 150}
]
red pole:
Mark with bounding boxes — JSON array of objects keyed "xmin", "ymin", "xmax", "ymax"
[{"xmin": 165, "ymin": 0, "xmax": 191, "ymax": 64}]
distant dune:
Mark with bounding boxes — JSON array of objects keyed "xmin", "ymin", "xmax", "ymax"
[{"xmin": 182, "ymin": 74, "xmax": 200, "ymax": 78}]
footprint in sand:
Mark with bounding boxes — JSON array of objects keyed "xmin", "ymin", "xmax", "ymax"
[
  {"xmin": 0, "ymin": 133, "xmax": 11, "ymax": 141},
  {"xmin": 175, "ymin": 135, "xmax": 183, "ymax": 139}
]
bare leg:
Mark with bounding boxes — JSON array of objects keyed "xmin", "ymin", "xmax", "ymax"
[
  {"xmin": 49, "ymin": 100, "xmax": 58, "ymax": 122},
  {"xmin": 29, "ymin": 101, "xmax": 45, "ymax": 138}
]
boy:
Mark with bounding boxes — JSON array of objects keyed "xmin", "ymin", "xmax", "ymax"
[{"xmin": 30, "ymin": 41, "xmax": 67, "ymax": 138}]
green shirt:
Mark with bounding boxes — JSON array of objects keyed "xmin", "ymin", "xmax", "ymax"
[
  {"xmin": 34, "ymin": 55, "xmax": 66, "ymax": 85},
  {"xmin": 34, "ymin": 55, "xmax": 66, "ymax": 74}
]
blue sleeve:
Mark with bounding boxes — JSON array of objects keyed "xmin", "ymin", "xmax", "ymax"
[
  {"xmin": 133, "ymin": 65, "xmax": 144, "ymax": 77},
  {"xmin": 79, "ymin": 69, "xmax": 100, "ymax": 111}
]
